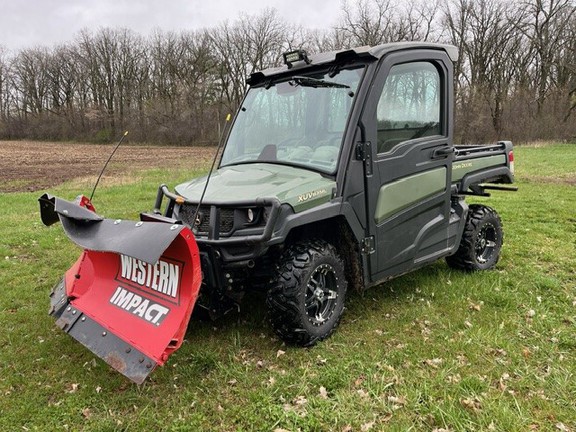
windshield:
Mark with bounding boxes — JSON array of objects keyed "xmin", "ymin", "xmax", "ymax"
[{"xmin": 220, "ymin": 67, "xmax": 364, "ymax": 173}]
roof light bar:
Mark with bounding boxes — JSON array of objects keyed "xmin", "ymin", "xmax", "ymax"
[{"xmin": 283, "ymin": 49, "xmax": 311, "ymax": 69}]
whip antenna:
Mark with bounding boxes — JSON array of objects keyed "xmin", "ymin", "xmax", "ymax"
[{"xmin": 90, "ymin": 131, "xmax": 129, "ymax": 202}]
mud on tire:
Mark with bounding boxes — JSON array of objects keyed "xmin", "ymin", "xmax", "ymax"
[
  {"xmin": 266, "ymin": 239, "xmax": 348, "ymax": 346},
  {"xmin": 446, "ymin": 204, "xmax": 503, "ymax": 271}
]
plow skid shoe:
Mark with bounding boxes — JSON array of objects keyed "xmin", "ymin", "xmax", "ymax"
[{"xmin": 41, "ymin": 194, "xmax": 201, "ymax": 384}]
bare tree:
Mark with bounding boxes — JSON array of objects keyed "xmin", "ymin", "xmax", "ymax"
[
  {"xmin": 74, "ymin": 28, "xmax": 147, "ymax": 139},
  {"xmin": 46, "ymin": 45, "xmax": 80, "ymax": 127},
  {"xmin": 519, "ymin": 0, "xmax": 576, "ymax": 113},
  {"xmin": 0, "ymin": 47, "xmax": 8, "ymax": 120},
  {"xmin": 443, "ymin": 0, "xmax": 527, "ymax": 140},
  {"xmin": 1, "ymin": 1, "xmax": 575, "ymax": 144},
  {"xmin": 210, "ymin": 8, "xmax": 290, "ymax": 111},
  {"xmin": 149, "ymin": 30, "xmax": 182, "ymax": 118},
  {"xmin": 177, "ymin": 31, "xmax": 220, "ymax": 142},
  {"xmin": 304, "ymin": 28, "xmax": 349, "ymax": 52},
  {"xmin": 337, "ymin": 0, "xmax": 440, "ymax": 46},
  {"xmin": 11, "ymin": 47, "xmax": 53, "ymax": 117},
  {"xmin": 76, "ymin": 28, "xmax": 117, "ymax": 135},
  {"xmin": 558, "ymin": 15, "xmax": 576, "ymax": 121}
]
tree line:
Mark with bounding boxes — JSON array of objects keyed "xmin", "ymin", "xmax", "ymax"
[{"xmin": 0, "ymin": 0, "xmax": 575, "ymax": 145}]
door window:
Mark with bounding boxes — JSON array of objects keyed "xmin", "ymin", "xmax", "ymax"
[{"xmin": 376, "ymin": 62, "xmax": 442, "ymax": 154}]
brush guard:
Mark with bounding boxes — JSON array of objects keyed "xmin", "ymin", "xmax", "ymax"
[{"xmin": 39, "ymin": 194, "xmax": 201, "ymax": 384}]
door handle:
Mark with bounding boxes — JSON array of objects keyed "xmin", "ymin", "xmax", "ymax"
[{"xmin": 432, "ymin": 146, "xmax": 455, "ymax": 159}]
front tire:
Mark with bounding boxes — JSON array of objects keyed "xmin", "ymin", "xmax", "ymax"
[
  {"xmin": 267, "ymin": 239, "xmax": 347, "ymax": 346},
  {"xmin": 447, "ymin": 204, "xmax": 503, "ymax": 271}
]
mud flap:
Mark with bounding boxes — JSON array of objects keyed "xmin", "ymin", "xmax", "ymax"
[{"xmin": 40, "ymin": 194, "xmax": 201, "ymax": 383}]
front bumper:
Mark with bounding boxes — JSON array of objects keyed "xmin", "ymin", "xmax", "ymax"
[{"xmin": 153, "ymin": 184, "xmax": 283, "ymax": 262}]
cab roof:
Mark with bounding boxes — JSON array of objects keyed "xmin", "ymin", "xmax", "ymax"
[{"xmin": 247, "ymin": 42, "xmax": 458, "ymax": 86}]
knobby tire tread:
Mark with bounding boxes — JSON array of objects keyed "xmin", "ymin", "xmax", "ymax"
[
  {"xmin": 266, "ymin": 239, "xmax": 347, "ymax": 347},
  {"xmin": 446, "ymin": 204, "xmax": 503, "ymax": 271}
]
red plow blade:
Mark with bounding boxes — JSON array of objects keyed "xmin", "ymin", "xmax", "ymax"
[{"xmin": 41, "ymin": 194, "xmax": 201, "ymax": 383}]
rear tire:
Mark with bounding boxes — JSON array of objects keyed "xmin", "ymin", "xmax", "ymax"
[
  {"xmin": 267, "ymin": 239, "xmax": 347, "ymax": 347},
  {"xmin": 447, "ymin": 204, "xmax": 503, "ymax": 271}
]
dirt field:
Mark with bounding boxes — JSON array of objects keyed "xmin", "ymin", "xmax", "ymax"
[{"xmin": 0, "ymin": 141, "xmax": 213, "ymax": 192}]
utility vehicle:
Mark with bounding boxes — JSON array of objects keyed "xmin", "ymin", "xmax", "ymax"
[{"xmin": 40, "ymin": 42, "xmax": 515, "ymax": 383}]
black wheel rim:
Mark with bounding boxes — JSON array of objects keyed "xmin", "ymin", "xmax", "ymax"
[
  {"xmin": 305, "ymin": 264, "xmax": 339, "ymax": 326},
  {"xmin": 475, "ymin": 223, "xmax": 497, "ymax": 264}
]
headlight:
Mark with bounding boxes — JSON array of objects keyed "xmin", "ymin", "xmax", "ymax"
[{"xmin": 243, "ymin": 207, "xmax": 265, "ymax": 226}]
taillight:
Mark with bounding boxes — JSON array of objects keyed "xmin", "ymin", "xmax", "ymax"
[{"xmin": 508, "ymin": 150, "xmax": 515, "ymax": 175}]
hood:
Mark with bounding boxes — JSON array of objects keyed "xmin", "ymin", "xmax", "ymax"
[{"xmin": 175, "ymin": 163, "xmax": 336, "ymax": 212}]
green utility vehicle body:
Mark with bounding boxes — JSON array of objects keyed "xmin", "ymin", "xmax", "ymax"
[
  {"xmin": 160, "ymin": 42, "xmax": 514, "ymax": 306},
  {"xmin": 42, "ymin": 42, "xmax": 515, "ymax": 382}
]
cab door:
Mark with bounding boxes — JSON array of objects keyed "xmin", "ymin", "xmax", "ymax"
[{"xmin": 361, "ymin": 50, "xmax": 455, "ymax": 282}]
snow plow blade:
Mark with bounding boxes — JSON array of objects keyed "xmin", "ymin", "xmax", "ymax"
[{"xmin": 39, "ymin": 194, "xmax": 201, "ymax": 384}]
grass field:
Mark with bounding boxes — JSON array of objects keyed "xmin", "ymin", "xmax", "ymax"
[{"xmin": 0, "ymin": 143, "xmax": 574, "ymax": 431}]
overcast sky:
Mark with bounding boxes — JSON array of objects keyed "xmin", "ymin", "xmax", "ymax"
[{"xmin": 0, "ymin": 0, "xmax": 342, "ymax": 52}]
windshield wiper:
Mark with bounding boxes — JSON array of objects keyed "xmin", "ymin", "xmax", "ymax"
[{"xmin": 290, "ymin": 76, "xmax": 350, "ymax": 89}]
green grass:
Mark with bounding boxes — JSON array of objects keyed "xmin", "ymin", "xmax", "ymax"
[{"xmin": 1, "ymin": 143, "xmax": 575, "ymax": 431}]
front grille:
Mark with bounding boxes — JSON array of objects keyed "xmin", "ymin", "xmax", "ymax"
[
  {"xmin": 179, "ymin": 204, "xmax": 235, "ymax": 235},
  {"xmin": 179, "ymin": 204, "xmax": 209, "ymax": 232},
  {"xmin": 219, "ymin": 208, "xmax": 235, "ymax": 233}
]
